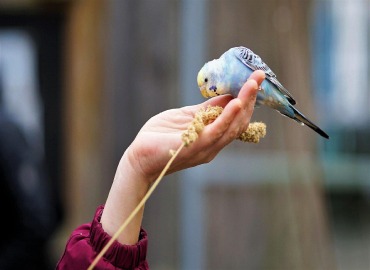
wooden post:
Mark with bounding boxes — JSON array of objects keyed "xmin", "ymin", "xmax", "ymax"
[
  {"xmin": 63, "ymin": 0, "xmax": 106, "ymax": 230},
  {"xmin": 204, "ymin": 0, "xmax": 336, "ymax": 269}
]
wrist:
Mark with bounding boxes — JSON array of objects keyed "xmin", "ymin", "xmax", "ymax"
[
  {"xmin": 124, "ymin": 142, "xmax": 159, "ymax": 185},
  {"xmin": 101, "ymin": 149, "xmax": 150, "ymax": 244},
  {"xmin": 117, "ymin": 149, "xmax": 152, "ymax": 197}
]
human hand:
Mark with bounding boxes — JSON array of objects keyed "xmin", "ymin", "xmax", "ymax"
[
  {"xmin": 124, "ymin": 70, "xmax": 266, "ymax": 184},
  {"xmin": 101, "ymin": 70, "xmax": 265, "ymax": 245}
]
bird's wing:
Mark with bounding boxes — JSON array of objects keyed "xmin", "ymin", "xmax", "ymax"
[{"xmin": 234, "ymin": 46, "xmax": 296, "ymax": 105}]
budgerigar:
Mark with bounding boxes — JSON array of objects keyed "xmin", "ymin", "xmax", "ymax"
[{"xmin": 197, "ymin": 46, "xmax": 329, "ymax": 139}]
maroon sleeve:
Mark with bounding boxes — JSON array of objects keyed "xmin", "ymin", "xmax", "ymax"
[{"xmin": 56, "ymin": 205, "xmax": 149, "ymax": 270}]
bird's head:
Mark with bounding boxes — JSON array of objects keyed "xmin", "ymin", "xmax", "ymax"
[{"xmin": 197, "ymin": 60, "xmax": 226, "ymax": 98}]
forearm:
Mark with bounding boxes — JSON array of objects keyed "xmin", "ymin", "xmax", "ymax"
[{"xmin": 101, "ymin": 148, "xmax": 151, "ymax": 245}]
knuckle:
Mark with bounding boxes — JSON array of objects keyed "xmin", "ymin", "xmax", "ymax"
[
  {"xmin": 203, "ymin": 153, "xmax": 215, "ymax": 164},
  {"xmin": 241, "ymin": 124, "xmax": 249, "ymax": 134},
  {"xmin": 206, "ymin": 130, "xmax": 223, "ymax": 146},
  {"xmin": 250, "ymin": 92, "xmax": 257, "ymax": 101},
  {"xmin": 196, "ymin": 150, "xmax": 215, "ymax": 164},
  {"xmin": 228, "ymin": 129, "xmax": 239, "ymax": 140}
]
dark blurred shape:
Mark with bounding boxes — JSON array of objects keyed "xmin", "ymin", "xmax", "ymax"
[
  {"xmin": 0, "ymin": 110, "xmax": 56, "ymax": 270},
  {"xmin": 0, "ymin": 3, "xmax": 67, "ymax": 269}
]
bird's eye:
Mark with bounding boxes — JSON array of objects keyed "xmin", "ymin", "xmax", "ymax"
[{"xmin": 205, "ymin": 78, "xmax": 208, "ymax": 83}]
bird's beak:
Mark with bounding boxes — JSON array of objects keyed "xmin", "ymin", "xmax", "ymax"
[
  {"xmin": 200, "ymin": 86, "xmax": 208, "ymax": 98},
  {"xmin": 197, "ymin": 70, "xmax": 208, "ymax": 98}
]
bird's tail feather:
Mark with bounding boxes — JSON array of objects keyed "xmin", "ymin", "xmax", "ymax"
[{"xmin": 290, "ymin": 105, "xmax": 329, "ymax": 139}]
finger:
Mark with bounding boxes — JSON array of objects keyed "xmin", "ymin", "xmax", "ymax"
[
  {"xmin": 238, "ymin": 79, "xmax": 258, "ymax": 109},
  {"xmin": 216, "ymin": 73, "xmax": 265, "ymax": 146},
  {"xmin": 201, "ymin": 98, "xmax": 242, "ymax": 145},
  {"xmin": 215, "ymin": 105, "xmax": 250, "ymax": 147},
  {"xmin": 182, "ymin": 70, "xmax": 265, "ymax": 146},
  {"xmin": 176, "ymin": 98, "xmax": 241, "ymax": 166},
  {"xmin": 238, "ymin": 71, "xmax": 265, "ymax": 109},
  {"xmin": 248, "ymin": 70, "xmax": 266, "ymax": 86}
]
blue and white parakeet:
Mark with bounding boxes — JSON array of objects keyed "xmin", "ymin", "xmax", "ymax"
[{"xmin": 197, "ymin": 46, "xmax": 329, "ymax": 139}]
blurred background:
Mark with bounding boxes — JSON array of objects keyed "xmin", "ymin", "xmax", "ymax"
[{"xmin": 0, "ymin": 0, "xmax": 369, "ymax": 269}]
